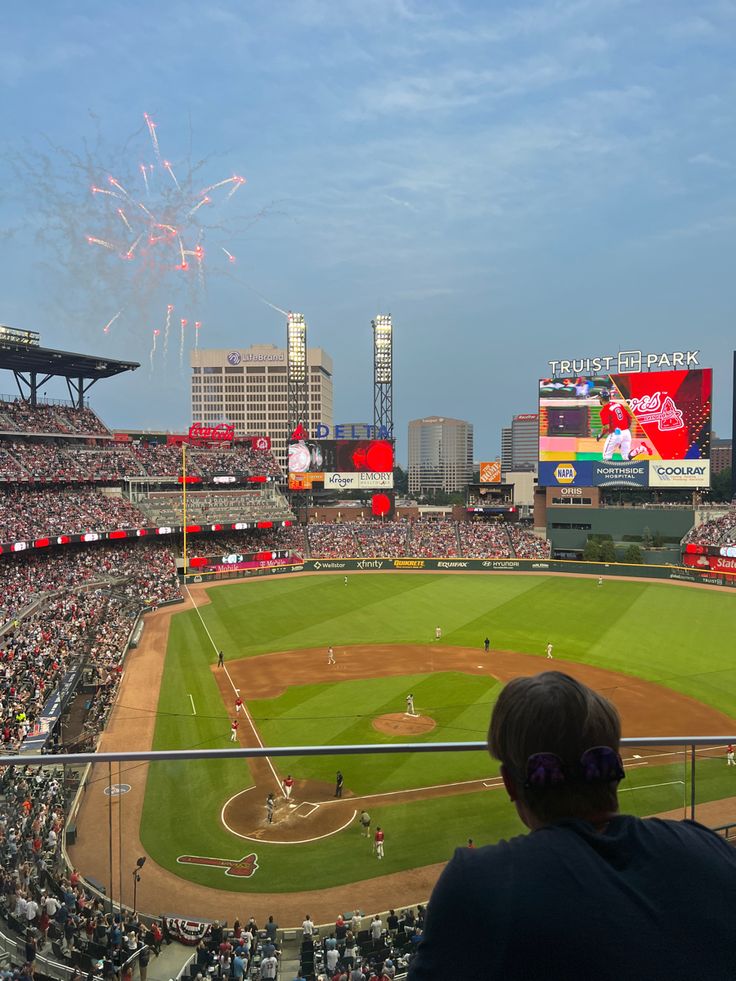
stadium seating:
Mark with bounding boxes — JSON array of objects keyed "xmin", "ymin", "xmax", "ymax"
[{"xmin": 683, "ymin": 509, "xmax": 736, "ymax": 548}]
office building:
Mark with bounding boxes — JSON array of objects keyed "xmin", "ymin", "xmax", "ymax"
[
  {"xmin": 500, "ymin": 413, "xmax": 538, "ymax": 472},
  {"xmin": 408, "ymin": 416, "xmax": 474, "ymax": 495},
  {"xmin": 191, "ymin": 344, "xmax": 333, "ymax": 468}
]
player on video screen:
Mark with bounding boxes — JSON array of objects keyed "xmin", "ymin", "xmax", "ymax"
[{"xmin": 597, "ymin": 391, "xmax": 650, "ymax": 461}]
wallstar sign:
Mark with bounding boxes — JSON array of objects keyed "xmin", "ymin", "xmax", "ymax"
[{"xmin": 548, "ymin": 351, "xmax": 699, "ymax": 376}]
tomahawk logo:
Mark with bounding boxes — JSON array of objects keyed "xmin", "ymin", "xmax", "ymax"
[
  {"xmin": 177, "ymin": 853, "xmax": 259, "ymax": 878},
  {"xmin": 627, "ymin": 392, "xmax": 684, "ymax": 431}
]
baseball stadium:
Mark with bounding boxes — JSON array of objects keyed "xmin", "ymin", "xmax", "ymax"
[{"xmin": 1, "ymin": 330, "xmax": 736, "ymax": 981}]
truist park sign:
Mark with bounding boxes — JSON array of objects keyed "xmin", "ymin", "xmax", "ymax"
[{"xmin": 548, "ymin": 350, "xmax": 699, "ymax": 376}]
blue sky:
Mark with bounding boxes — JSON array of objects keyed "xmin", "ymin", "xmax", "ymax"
[{"xmin": 1, "ymin": 0, "xmax": 735, "ymax": 463}]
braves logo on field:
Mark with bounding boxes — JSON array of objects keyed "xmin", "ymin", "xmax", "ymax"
[{"xmin": 177, "ymin": 852, "xmax": 259, "ymax": 878}]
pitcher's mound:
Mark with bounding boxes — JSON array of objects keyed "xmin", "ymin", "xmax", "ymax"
[{"xmin": 372, "ymin": 713, "xmax": 436, "ymax": 735}]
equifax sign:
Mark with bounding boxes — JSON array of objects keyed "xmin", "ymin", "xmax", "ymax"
[{"xmin": 548, "ymin": 350, "xmax": 699, "ymax": 376}]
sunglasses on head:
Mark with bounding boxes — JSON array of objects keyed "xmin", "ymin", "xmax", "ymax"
[{"xmin": 524, "ymin": 746, "xmax": 625, "ymax": 790}]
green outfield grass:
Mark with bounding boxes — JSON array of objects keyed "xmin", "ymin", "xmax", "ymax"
[{"xmin": 139, "ymin": 573, "xmax": 736, "ymax": 893}]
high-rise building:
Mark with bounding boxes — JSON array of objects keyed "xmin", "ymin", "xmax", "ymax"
[
  {"xmin": 408, "ymin": 416, "xmax": 473, "ymax": 495},
  {"xmin": 191, "ymin": 344, "xmax": 333, "ymax": 468},
  {"xmin": 501, "ymin": 427, "xmax": 513, "ymax": 472},
  {"xmin": 500, "ymin": 414, "xmax": 538, "ymax": 473},
  {"xmin": 711, "ymin": 436, "xmax": 732, "ymax": 476}
]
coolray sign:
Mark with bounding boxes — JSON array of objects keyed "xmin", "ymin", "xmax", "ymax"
[
  {"xmin": 648, "ymin": 461, "xmax": 710, "ymax": 487},
  {"xmin": 314, "ymin": 423, "xmax": 393, "ymax": 439},
  {"xmin": 592, "ymin": 462, "xmax": 648, "ymax": 488},
  {"xmin": 548, "ymin": 351, "xmax": 699, "ymax": 376},
  {"xmin": 357, "ymin": 559, "xmax": 385, "ymax": 569}
]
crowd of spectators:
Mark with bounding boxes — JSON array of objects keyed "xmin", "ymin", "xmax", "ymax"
[
  {"xmin": 306, "ymin": 524, "xmax": 359, "ymax": 558},
  {"xmin": 0, "ymin": 488, "xmax": 147, "ymax": 542},
  {"xmin": 0, "ymin": 400, "xmax": 110, "ymax": 437},
  {"xmin": 0, "ymin": 439, "xmax": 284, "ymax": 483},
  {"xmin": 296, "ymin": 906, "xmax": 423, "ymax": 979},
  {"xmin": 406, "ymin": 520, "xmax": 459, "ymax": 558},
  {"xmin": 0, "ymin": 541, "xmax": 180, "ymax": 628},
  {"xmin": 683, "ymin": 509, "xmax": 736, "ymax": 548},
  {"xmin": 136, "ymin": 489, "xmax": 294, "ymax": 526},
  {"xmin": 457, "ymin": 522, "xmax": 513, "ymax": 558},
  {"xmin": 0, "ymin": 760, "xmax": 166, "ymax": 979},
  {"xmin": 507, "ymin": 524, "xmax": 552, "ymax": 558},
  {"xmin": 186, "ymin": 526, "xmax": 307, "ymax": 557},
  {"xmin": 354, "ymin": 522, "xmax": 410, "ymax": 558}
]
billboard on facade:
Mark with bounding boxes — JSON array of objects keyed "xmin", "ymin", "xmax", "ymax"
[
  {"xmin": 479, "ymin": 461, "xmax": 502, "ymax": 483},
  {"xmin": 288, "ymin": 439, "xmax": 394, "ymax": 491},
  {"xmin": 538, "ymin": 368, "xmax": 712, "ymax": 488}
]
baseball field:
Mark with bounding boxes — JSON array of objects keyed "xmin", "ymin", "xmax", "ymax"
[{"xmin": 70, "ymin": 571, "xmax": 736, "ymax": 921}]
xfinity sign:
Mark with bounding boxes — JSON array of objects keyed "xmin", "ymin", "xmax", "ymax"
[{"xmin": 548, "ymin": 350, "xmax": 699, "ymax": 376}]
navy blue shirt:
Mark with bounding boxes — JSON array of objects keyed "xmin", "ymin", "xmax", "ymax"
[{"xmin": 409, "ymin": 815, "xmax": 736, "ymax": 981}]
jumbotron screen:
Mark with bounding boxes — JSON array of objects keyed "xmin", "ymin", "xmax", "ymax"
[
  {"xmin": 539, "ymin": 368, "xmax": 712, "ymax": 488},
  {"xmin": 288, "ymin": 438, "xmax": 394, "ymax": 491}
]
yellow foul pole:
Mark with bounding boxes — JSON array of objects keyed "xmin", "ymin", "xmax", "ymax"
[{"xmin": 182, "ymin": 441, "xmax": 188, "ymax": 582}]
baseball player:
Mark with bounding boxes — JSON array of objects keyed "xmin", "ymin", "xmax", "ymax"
[
  {"xmin": 359, "ymin": 810, "xmax": 371, "ymax": 837},
  {"xmin": 596, "ymin": 391, "xmax": 650, "ymax": 461},
  {"xmin": 728, "ymin": 744, "xmax": 735, "ymax": 766},
  {"xmin": 435, "ymin": 625, "xmax": 442, "ymax": 641},
  {"xmin": 265, "ymin": 793, "xmax": 275, "ymax": 823},
  {"xmin": 597, "ymin": 577, "xmax": 603, "ymax": 587},
  {"xmin": 218, "ymin": 650, "xmax": 225, "ymax": 667},
  {"xmin": 235, "ymin": 695, "xmax": 244, "ymax": 713},
  {"xmin": 405, "ymin": 693, "xmax": 417, "ymax": 717},
  {"xmin": 327, "ymin": 646, "xmax": 336, "ymax": 665},
  {"xmin": 282, "ymin": 774, "xmax": 295, "ymax": 800},
  {"xmin": 334, "ymin": 770, "xmax": 344, "ymax": 798},
  {"xmin": 344, "ymin": 576, "xmax": 348, "ymax": 586},
  {"xmin": 374, "ymin": 826, "xmax": 385, "ymax": 860},
  {"xmin": 546, "ymin": 643, "xmax": 554, "ymax": 659},
  {"xmin": 484, "ymin": 637, "xmax": 490, "ymax": 653},
  {"xmin": 230, "ymin": 719, "xmax": 239, "ymax": 741}
]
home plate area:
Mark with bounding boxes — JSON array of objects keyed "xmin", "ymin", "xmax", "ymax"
[{"xmin": 222, "ymin": 777, "xmax": 356, "ymax": 843}]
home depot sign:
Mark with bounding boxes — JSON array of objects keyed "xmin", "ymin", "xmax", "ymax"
[{"xmin": 479, "ymin": 461, "xmax": 502, "ymax": 484}]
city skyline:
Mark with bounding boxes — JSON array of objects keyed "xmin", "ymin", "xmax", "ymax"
[{"xmin": 2, "ymin": 1, "xmax": 735, "ymax": 463}]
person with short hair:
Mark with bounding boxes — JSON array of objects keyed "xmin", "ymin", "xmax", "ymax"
[
  {"xmin": 359, "ymin": 810, "xmax": 371, "ymax": 837},
  {"xmin": 408, "ymin": 670, "xmax": 736, "ymax": 980}
]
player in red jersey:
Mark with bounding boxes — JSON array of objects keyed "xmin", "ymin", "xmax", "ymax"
[
  {"xmin": 374, "ymin": 826, "xmax": 385, "ymax": 859},
  {"xmin": 597, "ymin": 391, "xmax": 650, "ymax": 461}
]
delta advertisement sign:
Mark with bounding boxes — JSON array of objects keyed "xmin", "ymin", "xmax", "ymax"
[{"xmin": 539, "ymin": 368, "xmax": 712, "ymax": 489}]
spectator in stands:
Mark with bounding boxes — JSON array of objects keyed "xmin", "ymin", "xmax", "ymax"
[{"xmin": 409, "ymin": 670, "xmax": 736, "ymax": 980}]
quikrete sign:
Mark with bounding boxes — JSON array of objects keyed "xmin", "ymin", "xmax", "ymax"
[{"xmin": 548, "ymin": 350, "xmax": 699, "ymax": 376}]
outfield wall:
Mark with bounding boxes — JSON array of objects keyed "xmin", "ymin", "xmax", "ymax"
[{"xmin": 186, "ymin": 556, "xmax": 736, "ymax": 588}]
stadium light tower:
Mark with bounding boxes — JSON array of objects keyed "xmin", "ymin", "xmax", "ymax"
[
  {"xmin": 287, "ymin": 311, "xmax": 308, "ymax": 435},
  {"xmin": 373, "ymin": 313, "xmax": 393, "ymax": 436}
]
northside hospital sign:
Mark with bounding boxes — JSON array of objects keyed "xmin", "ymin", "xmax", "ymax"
[{"xmin": 548, "ymin": 350, "xmax": 700, "ymax": 376}]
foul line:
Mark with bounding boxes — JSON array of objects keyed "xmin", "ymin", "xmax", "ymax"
[
  {"xmin": 619, "ymin": 780, "xmax": 685, "ymax": 792},
  {"xmin": 322, "ymin": 774, "xmax": 505, "ymax": 805},
  {"xmin": 185, "ymin": 585, "xmax": 282, "ymax": 795},
  {"xmin": 189, "ymin": 694, "xmax": 196, "ymax": 716}
]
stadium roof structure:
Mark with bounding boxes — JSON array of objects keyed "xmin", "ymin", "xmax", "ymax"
[{"xmin": 0, "ymin": 325, "xmax": 139, "ymax": 408}]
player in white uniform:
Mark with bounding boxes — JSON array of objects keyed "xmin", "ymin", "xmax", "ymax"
[
  {"xmin": 406, "ymin": 693, "xmax": 417, "ymax": 716},
  {"xmin": 327, "ymin": 646, "xmax": 336, "ymax": 664},
  {"xmin": 435, "ymin": 625, "xmax": 442, "ymax": 641},
  {"xmin": 546, "ymin": 643, "xmax": 554, "ymax": 659}
]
